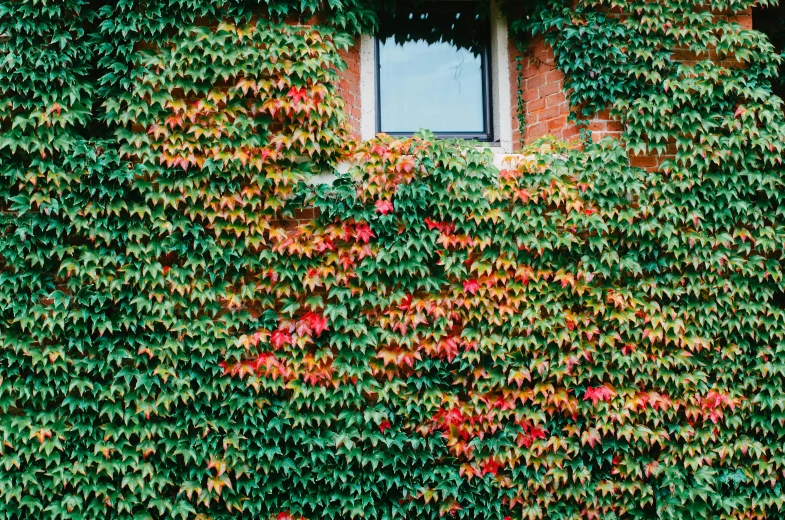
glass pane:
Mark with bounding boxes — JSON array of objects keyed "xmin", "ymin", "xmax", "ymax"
[
  {"xmin": 378, "ymin": 38, "xmax": 485, "ymax": 134},
  {"xmin": 376, "ymin": 1, "xmax": 490, "ymax": 136}
]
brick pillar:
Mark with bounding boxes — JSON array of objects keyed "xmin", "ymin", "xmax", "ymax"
[
  {"xmin": 508, "ymin": 35, "xmax": 579, "ymax": 147},
  {"xmin": 284, "ymin": 14, "xmax": 362, "ymax": 138},
  {"xmin": 338, "ymin": 44, "xmax": 362, "ymax": 138}
]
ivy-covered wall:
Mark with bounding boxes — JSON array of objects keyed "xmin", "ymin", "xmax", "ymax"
[{"xmin": 1, "ymin": 1, "xmax": 785, "ymax": 519}]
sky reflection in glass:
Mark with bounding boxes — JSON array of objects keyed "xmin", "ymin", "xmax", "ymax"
[{"xmin": 378, "ymin": 38, "xmax": 485, "ymax": 134}]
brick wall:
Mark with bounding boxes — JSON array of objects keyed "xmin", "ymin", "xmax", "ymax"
[
  {"xmin": 335, "ymin": 8, "xmax": 752, "ymax": 156},
  {"xmin": 508, "ymin": 36, "xmax": 580, "ymax": 147},
  {"xmin": 725, "ymin": 9, "xmax": 753, "ymax": 30},
  {"xmin": 338, "ymin": 45, "xmax": 362, "ymax": 138},
  {"xmin": 505, "ymin": 8, "xmax": 752, "ymax": 158}
]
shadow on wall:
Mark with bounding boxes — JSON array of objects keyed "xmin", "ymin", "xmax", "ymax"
[{"xmin": 753, "ymin": 2, "xmax": 785, "ymax": 101}]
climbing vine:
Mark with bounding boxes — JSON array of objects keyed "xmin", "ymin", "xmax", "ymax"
[
  {"xmin": 514, "ymin": 40, "xmax": 530, "ymax": 149},
  {"xmin": 2, "ymin": 0, "xmax": 785, "ymax": 519}
]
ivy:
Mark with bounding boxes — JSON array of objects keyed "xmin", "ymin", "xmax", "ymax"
[{"xmin": 2, "ymin": 0, "xmax": 785, "ymax": 519}]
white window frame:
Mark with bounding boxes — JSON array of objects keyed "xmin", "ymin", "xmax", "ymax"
[{"xmin": 359, "ymin": 0, "xmax": 514, "ymax": 153}]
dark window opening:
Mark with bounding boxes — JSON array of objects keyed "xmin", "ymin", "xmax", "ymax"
[
  {"xmin": 753, "ymin": 3, "xmax": 785, "ymax": 101},
  {"xmin": 376, "ymin": 1, "xmax": 493, "ymax": 141}
]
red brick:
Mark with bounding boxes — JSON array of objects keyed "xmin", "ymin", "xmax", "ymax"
[
  {"xmin": 547, "ymin": 116, "xmax": 567, "ymax": 131},
  {"xmin": 539, "ymin": 81, "xmax": 561, "ymax": 97},
  {"xmin": 589, "ymin": 131, "xmax": 604, "ymax": 143},
  {"xmin": 538, "ymin": 106, "xmax": 562, "ymax": 121},
  {"xmin": 294, "ymin": 208, "xmax": 314, "ymax": 220},
  {"xmin": 533, "ymin": 47, "xmax": 552, "ymax": 63},
  {"xmin": 630, "ymin": 155, "xmax": 658, "ymax": 168},
  {"xmin": 735, "ymin": 11, "xmax": 753, "ymax": 29},
  {"xmin": 527, "ymin": 98, "xmax": 546, "ymax": 113},
  {"xmin": 544, "ymin": 70, "xmax": 563, "ymax": 83},
  {"xmin": 546, "ymin": 93, "xmax": 565, "ymax": 108},
  {"xmin": 562, "ymin": 125, "xmax": 581, "ymax": 140},
  {"xmin": 527, "ymin": 122, "xmax": 548, "ymax": 139},
  {"xmin": 526, "ymin": 74, "xmax": 546, "ymax": 90},
  {"xmin": 521, "ymin": 88, "xmax": 540, "ymax": 103}
]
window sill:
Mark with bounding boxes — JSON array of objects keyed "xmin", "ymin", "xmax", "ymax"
[{"xmin": 310, "ymin": 148, "xmax": 532, "ymax": 185}]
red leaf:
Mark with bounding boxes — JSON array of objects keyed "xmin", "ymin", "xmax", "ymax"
[
  {"xmin": 316, "ymin": 236, "xmax": 334, "ymax": 253},
  {"xmin": 463, "ymin": 279, "xmax": 480, "ymax": 295},
  {"xmin": 398, "ymin": 294, "xmax": 413, "ymax": 311},
  {"xmin": 298, "ymin": 311, "xmax": 328, "ymax": 337},
  {"xmin": 371, "ymin": 144, "xmax": 388, "ymax": 156},
  {"xmin": 271, "ymin": 329, "xmax": 293, "ymax": 349},
  {"xmin": 355, "ymin": 222, "xmax": 375, "ymax": 243},
  {"xmin": 287, "ymin": 87, "xmax": 308, "ymax": 104},
  {"xmin": 584, "ymin": 384, "xmax": 616, "ymax": 405},
  {"xmin": 375, "ymin": 199, "xmax": 394, "ymax": 215},
  {"xmin": 437, "ymin": 336, "xmax": 460, "ymax": 361},
  {"xmin": 424, "ymin": 218, "xmax": 455, "ymax": 234},
  {"xmin": 424, "ymin": 217, "xmax": 441, "ymax": 231},
  {"xmin": 517, "ymin": 433, "xmax": 533, "ymax": 448},
  {"xmin": 481, "ymin": 458, "xmax": 502, "ymax": 476},
  {"xmin": 379, "ymin": 420, "xmax": 391, "ymax": 433},
  {"xmin": 434, "ymin": 407, "xmax": 464, "ymax": 428},
  {"xmin": 518, "ymin": 422, "xmax": 547, "ymax": 447},
  {"xmin": 339, "ymin": 254, "xmax": 354, "ymax": 270}
]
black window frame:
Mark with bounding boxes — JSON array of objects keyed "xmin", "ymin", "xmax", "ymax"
[{"xmin": 374, "ymin": 3, "xmax": 494, "ymax": 142}]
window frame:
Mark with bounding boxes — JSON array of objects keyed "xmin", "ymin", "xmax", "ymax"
[
  {"xmin": 373, "ymin": 35, "xmax": 494, "ymax": 141},
  {"xmin": 372, "ymin": 5, "xmax": 494, "ymax": 142},
  {"xmin": 358, "ymin": 0, "xmax": 513, "ymax": 151}
]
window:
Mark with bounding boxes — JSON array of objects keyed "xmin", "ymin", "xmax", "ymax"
[{"xmin": 375, "ymin": 1, "xmax": 493, "ymax": 141}]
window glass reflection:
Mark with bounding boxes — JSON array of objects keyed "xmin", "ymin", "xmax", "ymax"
[{"xmin": 378, "ymin": 38, "xmax": 485, "ymax": 134}]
